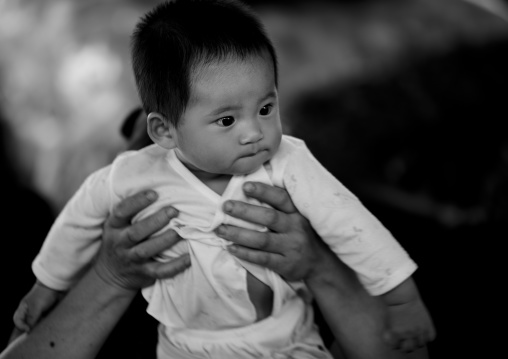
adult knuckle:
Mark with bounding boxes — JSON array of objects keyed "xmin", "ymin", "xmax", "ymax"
[
  {"xmin": 144, "ymin": 265, "xmax": 158, "ymax": 279},
  {"xmin": 125, "ymin": 228, "xmax": 140, "ymax": 243},
  {"xmin": 132, "ymin": 247, "xmax": 147, "ymax": 261},
  {"xmin": 257, "ymin": 233, "xmax": 270, "ymax": 250},
  {"xmin": 257, "ymin": 253, "xmax": 269, "ymax": 266},
  {"xmin": 112, "ymin": 202, "xmax": 128, "ymax": 219},
  {"xmin": 263, "ymin": 208, "xmax": 279, "ymax": 226}
]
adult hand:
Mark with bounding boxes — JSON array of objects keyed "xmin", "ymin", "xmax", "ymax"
[
  {"xmin": 93, "ymin": 190, "xmax": 190, "ymax": 291},
  {"xmin": 215, "ymin": 182, "xmax": 332, "ymax": 282},
  {"xmin": 0, "ymin": 190, "xmax": 191, "ymax": 359}
]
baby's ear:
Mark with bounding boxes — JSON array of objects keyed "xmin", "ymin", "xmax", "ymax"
[{"xmin": 147, "ymin": 112, "xmax": 177, "ymax": 149}]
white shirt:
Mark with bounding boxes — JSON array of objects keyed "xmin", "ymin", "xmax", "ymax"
[{"xmin": 33, "ymin": 135, "xmax": 416, "ymax": 357}]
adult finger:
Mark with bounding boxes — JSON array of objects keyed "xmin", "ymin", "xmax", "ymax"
[
  {"xmin": 216, "ymin": 224, "xmax": 278, "ymax": 253},
  {"xmin": 144, "ymin": 255, "xmax": 191, "ymax": 280},
  {"xmin": 223, "ymin": 200, "xmax": 289, "ymax": 233},
  {"xmin": 242, "ymin": 182, "xmax": 297, "ymax": 213},
  {"xmin": 227, "ymin": 244, "xmax": 282, "ymax": 270},
  {"xmin": 108, "ymin": 190, "xmax": 158, "ymax": 228},
  {"xmin": 130, "ymin": 228, "xmax": 182, "ymax": 261},
  {"xmin": 124, "ymin": 206, "xmax": 178, "ymax": 245}
]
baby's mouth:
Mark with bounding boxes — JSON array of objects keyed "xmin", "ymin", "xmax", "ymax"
[{"xmin": 242, "ymin": 149, "xmax": 267, "ymax": 158}]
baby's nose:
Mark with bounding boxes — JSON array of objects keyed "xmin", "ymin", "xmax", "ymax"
[{"xmin": 240, "ymin": 120, "xmax": 264, "ymax": 145}]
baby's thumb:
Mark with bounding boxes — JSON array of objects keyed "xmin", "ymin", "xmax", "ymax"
[
  {"xmin": 12, "ymin": 302, "xmax": 32, "ymax": 332},
  {"xmin": 382, "ymin": 329, "xmax": 399, "ymax": 349}
]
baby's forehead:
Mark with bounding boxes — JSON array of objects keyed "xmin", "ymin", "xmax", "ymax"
[
  {"xmin": 192, "ymin": 54, "xmax": 272, "ymax": 77},
  {"xmin": 188, "ymin": 54, "xmax": 275, "ymax": 98}
]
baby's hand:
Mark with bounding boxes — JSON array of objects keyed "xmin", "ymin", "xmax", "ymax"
[
  {"xmin": 383, "ymin": 297, "xmax": 436, "ymax": 352},
  {"xmin": 381, "ymin": 278, "xmax": 436, "ymax": 353},
  {"xmin": 12, "ymin": 281, "xmax": 63, "ymax": 333}
]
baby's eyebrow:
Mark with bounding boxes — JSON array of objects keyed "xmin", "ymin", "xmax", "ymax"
[
  {"xmin": 259, "ymin": 91, "xmax": 277, "ymax": 104},
  {"xmin": 208, "ymin": 105, "xmax": 241, "ymax": 117},
  {"xmin": 208, "ymin": 90, "xmax": 277, "ymax": 117}
]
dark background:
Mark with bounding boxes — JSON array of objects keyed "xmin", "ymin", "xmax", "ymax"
[{"xmin": 1, "ymin": 1, "xmax": 507, "ymax": 358}]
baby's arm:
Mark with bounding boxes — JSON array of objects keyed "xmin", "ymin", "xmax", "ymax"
[
  {"xmin": 277, "ymin": 137, "xmax": 434, "ymax": 353},
  {"xmin": 12, "ymin": 281, "xmax": 64, "ymax": 333},
  {"xmin": 12, "ymin": 166, "xmax": 113, "ymax": 340},
  {"xmin": 381, "ymin": 277, "xmax": 436, "ymax": 352}
]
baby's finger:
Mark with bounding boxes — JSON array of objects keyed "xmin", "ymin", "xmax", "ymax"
[
  {"xmin": 12, "ymin": 303, "xmax": 31, "ymax": 332},
  {"xmin": 108, "ymin": 190, "xmax": 158, "ymax": 229},
  {"xmin": 400, "ymin": 337, "xmax": 417, "ymax": 353},
  {"xmin": 123, "ymin": 207, "xmax": 177, "ymax": 246},
  {"xmin": 130, "ymin": 229, "xmax": 182, "ymax": 261},
  {"xmin": 382, "ymin": 330, "xmax": 399, "ymax": 349},
  {"xmin": 243, "ymin": 182, "xmax": 297, "ymax": 214},
  {"xmin": 414, "ymin": 331, "xmax": 426, "ymax": 349}
]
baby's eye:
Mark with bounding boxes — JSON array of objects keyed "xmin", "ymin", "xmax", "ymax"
[
  {"xmin": 259, "ymin": 104, "xmax": 273, "ymax": 116},
  {"xmin": 216, "ymin": 116, "xmax": 236, "ymax": 127}
]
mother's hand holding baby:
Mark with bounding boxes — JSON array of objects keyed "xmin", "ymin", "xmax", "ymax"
[{"xmin": 220, "ymin": 181, "xmax": 395, "ymax": 359}]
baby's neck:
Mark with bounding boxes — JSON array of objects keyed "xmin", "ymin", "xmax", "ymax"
[
  {"xmin": 175, "ymin": 151, "xmax": 232, "ymax": 195},
  {"xmin": 192, "ymin": 169, "xmax": 232, "ymax": 195}
]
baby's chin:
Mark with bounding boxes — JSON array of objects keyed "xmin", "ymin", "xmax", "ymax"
[{"xmin": 229, "ymin": 159, "xmax": 272, "ymax": 177}]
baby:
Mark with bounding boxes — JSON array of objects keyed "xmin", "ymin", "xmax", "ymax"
[{"xmin": 13, "ymin": 0, "xmax": 434, "ymax": 357}]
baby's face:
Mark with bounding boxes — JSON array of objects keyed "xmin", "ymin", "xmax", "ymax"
[{"xmin": 173, "ymin": 54, "xmax": 282, "ymax": 176}]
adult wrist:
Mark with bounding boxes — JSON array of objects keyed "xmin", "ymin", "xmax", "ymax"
[
  {"xmin": 304, "ymin": 246, "xmax": 364, "ymax": 296},
  {"xmin": 304, "ymin": 242, "xmax": 337, "ymax": 281},
  {"xmin": 91, "ymin": 263, "xmax": 138, "ymax": 298}
]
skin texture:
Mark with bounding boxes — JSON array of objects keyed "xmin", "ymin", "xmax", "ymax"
[
  {"xmin": 147, "ymin": 53, "xmax": 282, "ymax": 189},
  {"xmin": 3, "ymin": 186, "xmax": 430, "ymax": 359},
  {"xmin": 12, "ymin": 281, "xmax": 62, "ymax": 334},
  {"xmin": 146, "ymin": 52, "xmax": 434, "ymax": 353},
  {"xmin": 7, "ymin": 50, "xmax": 434, "ymax": 355},
  {"xmin": 2, "ymin": 191, "xmax": 190, "ymax": 359},
  {"xmin": 217, "ymin": 181, "xmax": 431, "ymax": 359},
  {"xmin": 147, "ymin": 53, "xmax": 283, "ymax": 320},
  {"xmin": 5, "ymin": 49, "xmax": 431, "ymax": 359},
  {"xmin": 381, "ymin": 277, "xmax": 436, "ymax": 353}
]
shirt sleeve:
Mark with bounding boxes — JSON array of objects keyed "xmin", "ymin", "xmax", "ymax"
[
  {"xmin": 279, "ymin": 138, "xmax": 417, "ymax": 295},
  {"xmin": 32, "ymin": 165, "xmax": 113, "ymax": 290}
]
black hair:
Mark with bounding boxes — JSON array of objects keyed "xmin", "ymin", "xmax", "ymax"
[{"xmin": 131, "ymin": 0, "xmax": 278, "ymax": 127}]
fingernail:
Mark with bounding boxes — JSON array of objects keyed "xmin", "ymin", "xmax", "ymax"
[
  {"xmin": 243, "ymin": 182, "xmax": 254, "ymax": 193},
  {"xmin": 223, "ymin": 201, "xmax": 233, "ymax": 213},
  {"xmin": 166, "ymin": 207, "xmax": 178, "ymax": 217},
  {"xmin": 227, "ymin": 245, "xmax": 237, "ymax": 253},
  {"xmin": 145, "ymin": 191, "xmax": 157, "ymax": 201},
  {"xmin": 215, "ymin": 225, "xmax": 225, "ymax": 236}
]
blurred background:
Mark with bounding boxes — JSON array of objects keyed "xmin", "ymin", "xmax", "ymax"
[{"xmin": 1, "ymin": 0, "xmax": 507, "ymax": 358}]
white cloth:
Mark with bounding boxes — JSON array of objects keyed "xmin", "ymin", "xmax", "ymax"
[{"xmin": 33, "ymin": 135, "xmax": 416, "ymax": 358}]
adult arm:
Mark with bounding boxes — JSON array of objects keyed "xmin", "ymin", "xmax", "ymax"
[
  {"xmin": 216, "ymin": 182, "xmax": 426, "ymax": 359},
  {"xmin": 1, "ymin": 191, "xmax": 190, "ymax": 359}
]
